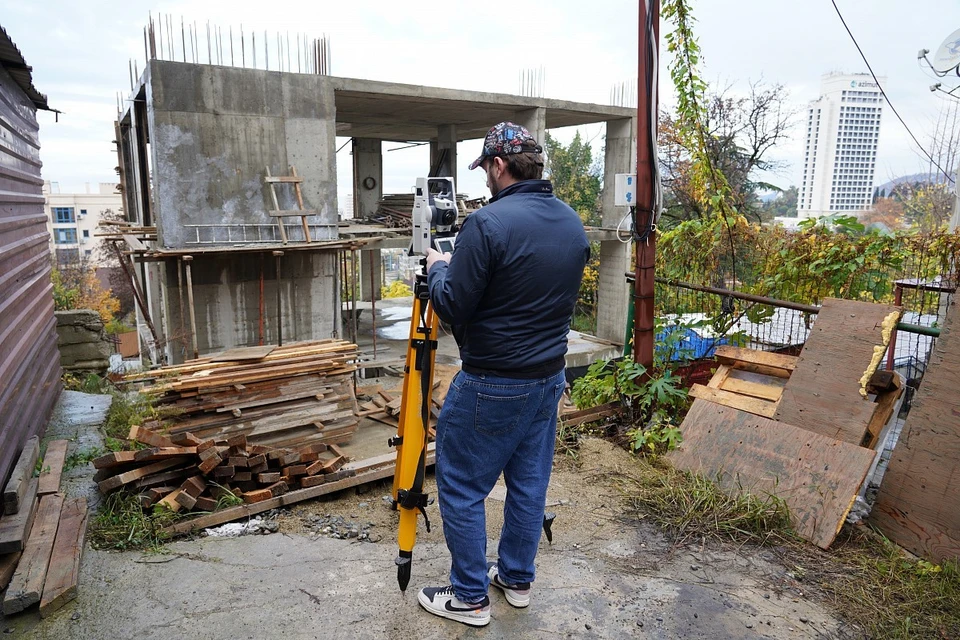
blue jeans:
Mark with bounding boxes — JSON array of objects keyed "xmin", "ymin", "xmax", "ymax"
[{"xmin": 435, "ymin": 369, "xmax": 566, "ymax": 603}]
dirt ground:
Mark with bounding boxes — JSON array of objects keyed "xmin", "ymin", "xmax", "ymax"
[{"xmin": 276, "ymin": 437, "xmax": 858, "ymax": 638}]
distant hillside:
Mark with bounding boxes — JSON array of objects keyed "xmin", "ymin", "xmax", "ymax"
[{"xmin": 875, "ymin": 172, "xmax": 957, "ymax": 194}]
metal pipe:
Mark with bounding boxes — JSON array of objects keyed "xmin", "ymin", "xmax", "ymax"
[
  {"xmin": 273, "ymin": 250, "xmax": 284, "ymax": 346},
  {"xmin": 259, "ymin": 253, "xmax": 265, "ymax": 346},
  {"xmin": 176, "ymin": 257, "xmax": 187, "ymax": 356},
  {"xmin": 646, "ymin": 276, "xmax": 822, "ymax": 314},
  {"xmin": 183, "ymin": 255, "xmax": 199, "ymax": 359},
  {"xmin": 369, "ymin": 249, "xmax": 377, "ymax": 358},
  {"xmin": 649, "ymin": 275, "xmax": 941, "ymax": 338}
]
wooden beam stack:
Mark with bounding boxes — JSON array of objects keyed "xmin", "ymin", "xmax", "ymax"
[
  {"xmin": 1, "ymin": 438, "xmax": 89, "ymax": 618},
  {"xmin": 123, "ymin": 340, "xmax": 360, "ymax": 449},
  {"xmin": 94, "ymin": 427, "xmax": 354, "ymax": 511}
]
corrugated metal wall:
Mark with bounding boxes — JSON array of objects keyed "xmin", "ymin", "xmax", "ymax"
[{"xmin": 0, "ymin": 61, "xmax": 60, "ymax": 488}]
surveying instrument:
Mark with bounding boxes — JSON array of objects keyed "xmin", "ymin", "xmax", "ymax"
[{"xmin": 390, "ymin": 177, "xmax": 458, "ymax": 592}]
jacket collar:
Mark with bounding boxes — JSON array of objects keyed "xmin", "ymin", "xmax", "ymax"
[{"xmin": 489, "ymin": 179, "xmax": 553, "ymax": 203}]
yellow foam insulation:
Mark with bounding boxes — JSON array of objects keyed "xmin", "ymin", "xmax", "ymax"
[{"xmin": 858, "ymin": 310, "xmax": 901, "ymax": 398}]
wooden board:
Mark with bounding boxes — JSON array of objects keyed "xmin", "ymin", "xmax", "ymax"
[
  {"xmin": 774, "ymin": 298, "xmax": 901, "ymax": 445},
  {"xmin": 38, "ymin": 439, "xmax": 69, "ymax": 496},
  {"xmin": 0, "ymin": 551, "xmax": 21, "ymax": 592},
  {"xmin": 872, "ymin": 299, "xmax": 960, "ymax": 563},
  {"xmin": 689, "ymin": 384, "xmax": 778, "ymax": 418},
  {"xmin": 3, "ymin": 436, "xmax": 39, "ymax": 515},
  {"xmin": 211, "ymin": 346, "xmax": 277, "ymax": 362},
  {"xmin": 39, "ymin": 497, "xmax": 88, "ymax": 617},
  {"xmin": 714, "ymin": 345, "xmax": 797, "ymax": 376},
  {"xmin": 3, "ymin": 494, "xmax": 63, "ymax": 615},
  {"xmin": 0, "ymin": 478, "xmax": 39, "ymax": 554},
  {"xmin": 669, "ymin": 399, "xmax": 877, "ymax": 549}
]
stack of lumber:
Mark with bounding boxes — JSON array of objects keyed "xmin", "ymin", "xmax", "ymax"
[
  {"xmin": 123, "ymin": 340, "xmax": 359, "ymax": 450},
  {"xmin": 95, "ymin": 427, "xmax": 354, "ymax": 510},
  {"xmin": 1, "ymin": 437, "xmax": 89, "ymax": 618},
  {"xmin": 367, "ymin": 193, "xmax": 482, "ymax": 228}
]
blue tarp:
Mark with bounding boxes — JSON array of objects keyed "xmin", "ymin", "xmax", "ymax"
[{"xmin": 656, "ymin": 326, "xmax": 728, "ymax": 362}]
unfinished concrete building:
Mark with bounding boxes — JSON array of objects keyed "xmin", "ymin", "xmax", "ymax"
[{"xmin": 116, "ymin": 52, "xmax": 636, "ymax": 365}]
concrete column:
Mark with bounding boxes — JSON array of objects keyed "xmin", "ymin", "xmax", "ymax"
[
  {"xmin": 596, "ymin": 117, "xmax": 637, "ymax": 344},
  {"xmin": 513, "ymin": 107, "xmax": 546, "ymax": 146},
  {"xmin": 352, "ymin": 138, "xmax": 383, "ymax": 302},
  {"xmin": 429, "ymin": 124, "xmax": 457, "ymax": 178},
  {"xmin": 352, "ymin": 138, "xmax": 382, "ymax": 219}
]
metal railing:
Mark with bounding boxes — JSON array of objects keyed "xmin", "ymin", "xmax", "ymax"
[{"xmin": 182, "ymin": 223, "xmax": 338, "ymax": 245}]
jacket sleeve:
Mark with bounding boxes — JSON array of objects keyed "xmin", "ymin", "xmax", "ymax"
[{"xmin": 427, "ymin": 213, "xmax": 497, "ymax": 325}]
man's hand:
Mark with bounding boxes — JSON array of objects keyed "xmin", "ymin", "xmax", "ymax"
[{"xmin": 425, "ymin": 247, "xmax": 452, "ymax": 273}]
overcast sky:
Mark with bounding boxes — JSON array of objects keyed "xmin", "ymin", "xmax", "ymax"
[{"xmin": 2, "ymin": 0, "xmax": 958, "ymax": 205}]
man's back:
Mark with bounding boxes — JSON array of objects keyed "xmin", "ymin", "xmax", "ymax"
[{"xmin": 427, "ymin": 179, "xmax": 590, "ymax": 373}]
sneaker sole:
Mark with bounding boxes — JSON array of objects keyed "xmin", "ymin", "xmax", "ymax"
[
  {"xmin": 489, "ymin": 575, "xmax": 530, "ymax": 608},
  {"xmin": 417, "ymin": 591, "xmax": 491, "ymax": 627}
]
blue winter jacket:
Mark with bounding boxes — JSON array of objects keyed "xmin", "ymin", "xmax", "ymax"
[{"xmin": 427, "ymin": 179, "xmax": 590, "ymax": 376}]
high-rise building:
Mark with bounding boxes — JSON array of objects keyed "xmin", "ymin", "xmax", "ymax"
[
  {"xmin": 44, "ymin": 181, "xmax": 123, "ymax": 266},
  {"xmin": 798, "ymin": 72, "xmax": 884, "ymax": 219}
]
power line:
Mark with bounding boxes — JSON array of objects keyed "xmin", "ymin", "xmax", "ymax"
[{"xmin": 830, "ymin": 0, "xmax": 956, "ymax": 184}]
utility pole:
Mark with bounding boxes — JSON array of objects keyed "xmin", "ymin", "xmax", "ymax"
[{"xmin": 633, "ymin": 0, "xmax": 659, "ymax": 370}]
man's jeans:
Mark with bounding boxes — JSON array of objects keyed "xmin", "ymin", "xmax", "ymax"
[{"xmin": 435, "ymin": 369, "xmax": 566, "ymax": 603}]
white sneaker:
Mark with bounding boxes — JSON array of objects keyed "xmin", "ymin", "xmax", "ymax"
[
  {"xmin": 487, "ymin": 562, "xmax": 531, "ymax": 608},
  {"xmin": 417, "ymin": 586, "xmax": 491, "ymax": 627}
]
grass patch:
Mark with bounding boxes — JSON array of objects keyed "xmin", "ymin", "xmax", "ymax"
[
  {"xmin": 64, "ymin": 447, "xmax": 105, "ymax": 472},
  {"xmin": 88, "ymin": 492, "xmax": 176, "ymax": 552},
  {"xmin": 622, "ymin": 457, "xmax": 796, "ymax": 546},
  {"xmin": 102, "ymin": 390, "xmax": 172, "ymax": 449},
  {"xmin": 62, "ymin": 372, "xmax": 112, "ymax": 394},
  {"xmin": 813, "ymin": 528, "xmax": 960, "ymax": 639}
]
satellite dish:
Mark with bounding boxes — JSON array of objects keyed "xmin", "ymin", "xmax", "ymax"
[{"xmin": 932, "ymin": 27, "xmax": 960, "ymax": 74}]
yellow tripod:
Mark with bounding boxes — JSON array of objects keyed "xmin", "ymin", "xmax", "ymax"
[{"xmin": 391, "ymin": 269, "xmax": 439, "ymax": 591}]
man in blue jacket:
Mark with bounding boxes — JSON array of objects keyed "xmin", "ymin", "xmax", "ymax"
[{"xmin": 416, "ymin": 122, "xmax": 590, "ymax": 627}]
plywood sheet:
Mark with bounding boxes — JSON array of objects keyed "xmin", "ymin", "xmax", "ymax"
[
  {"xmin": 774, "ymin": 298, "xmax": 901, "ymax": 445},
  {"xmin": 669, "ymin": 399, "xmax": 877, "ymax": 549},
  {"xmin": 872, "ymin": 299, "xmax": 960, "ymax": 563}
]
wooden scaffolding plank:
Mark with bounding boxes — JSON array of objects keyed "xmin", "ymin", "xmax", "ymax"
[
  {"xmin": 39, "ymin": 497, "xmax": 88, "ymax": 617},
  {"xmin": 211, "ymin": 346, "xmax": 277, "ymax": 362},
  {"xmin": 3, "ymin": 494, "xmax": 63, "ymax": 615},
  {"xmin": 38, "ymin": 440, "xmax": 69, "ymax": 496},
  {"xmin": 872, "ymin": 299, "xmax": 960, "ymax": 563},
  {"xmin": 3, "ymin": 435, "xmax": 39, "ymax": 515},
  {"xmin": 0, "ymin": 478, "xmax": 39, "ymax": 554},
  {"xmin": 669, "ymin": 399, "xmax": 876, "ymax": 549},
  {"xmin": 774, "ymin": 298, "xmax": 902, "ymax": 445}
]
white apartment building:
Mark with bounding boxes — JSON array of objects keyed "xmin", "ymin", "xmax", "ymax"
[
  {"xmin": 44, "ymin": 181, "xmax": 123, "ymax": 266},
  {"xmin": 798, "ymin": 72, "xmax": 884, "ymax": 219}
]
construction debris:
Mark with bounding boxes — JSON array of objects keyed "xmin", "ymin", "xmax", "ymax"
[
  {"xmin": 123, "ymin": 340, "xmax": 360, "ymax": 450},
  {"xmin": 95, "ymin": 427, "xmax": 354, "ymax": 515},
  {"xmin": 670, "ymin": 298, "xmax": 906, "ymax": 550},
  {"xmin": 366, "ymin": 193, "xmax": 485, "ymax": 228}
]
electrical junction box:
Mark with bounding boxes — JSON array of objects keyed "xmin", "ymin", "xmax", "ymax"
[{"xmin": 615, "ymin": 174, "xmax": 637, "ymax": 206}]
